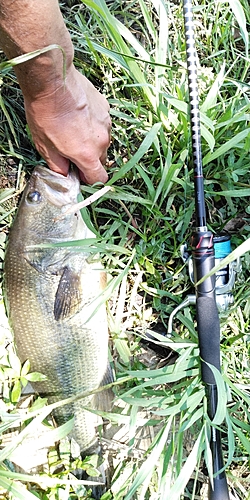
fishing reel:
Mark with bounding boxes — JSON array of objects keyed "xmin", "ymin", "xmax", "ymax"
[{"xmin": 167, "ymin": 234, "xmax": 241, "ymax": 333}]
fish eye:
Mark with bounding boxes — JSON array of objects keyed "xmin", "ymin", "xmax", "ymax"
[{"xmin": 26, "ymin": 190, "xmax": 42, "ymax": 203}]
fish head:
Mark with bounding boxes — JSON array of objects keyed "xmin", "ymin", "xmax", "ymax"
[
  {"xmin": 16, "ymin": 165, "xmax": 84, "ymax": 240},
  {"xmin": 27, "ymin": 165, "xmax": 80, "ymax": 208}
]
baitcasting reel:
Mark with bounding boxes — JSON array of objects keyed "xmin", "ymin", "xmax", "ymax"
[{"xmin": 167, "ymin": 234, "xmax": 241, "ymax": 334}]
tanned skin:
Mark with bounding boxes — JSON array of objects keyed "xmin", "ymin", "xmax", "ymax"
[{"xmin": 0, "ymin": 0, "xmax": 111, "ymax": 184}]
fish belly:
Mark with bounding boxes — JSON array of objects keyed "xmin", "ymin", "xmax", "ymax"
[{"xmin": 5, "ymin": 247, "xmax": 112, "ymax": 453}]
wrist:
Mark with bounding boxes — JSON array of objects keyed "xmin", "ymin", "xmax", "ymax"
[
  {"xmin": 23, "ymin": 65, "xmax": 84, "ymax": 124},
  {"xmin": 0, "ymin": 0, "xmax": 75, "ymax": 100},
  {"xmin": 15, "ymin": 42, "xmax": 74, "ymax": 101}
]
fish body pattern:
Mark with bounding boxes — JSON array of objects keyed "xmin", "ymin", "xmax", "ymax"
[{"xmin": 4, "ymin": 165, "xmax": 113, "ymax": 457}]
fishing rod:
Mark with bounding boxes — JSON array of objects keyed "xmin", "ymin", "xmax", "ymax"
[{"xmin": 182, "ymin": 0, "xmax": 230, "ymax": 498}]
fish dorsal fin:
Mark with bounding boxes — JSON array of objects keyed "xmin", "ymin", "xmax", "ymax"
[{"xmin": 54, "ymin": 266, "xmax": 82, "ymax": 321}]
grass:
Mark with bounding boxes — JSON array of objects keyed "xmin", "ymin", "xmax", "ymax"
[{"xmin": 0, "ymin": 0, "xmax": 250, "ymax": 498}]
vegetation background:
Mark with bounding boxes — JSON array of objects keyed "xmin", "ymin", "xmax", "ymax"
[{"xmin": 0, "ymin": 0, "xmax": 249, "ymax": 498}]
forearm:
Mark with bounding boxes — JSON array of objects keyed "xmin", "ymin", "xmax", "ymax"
[
  {"xmin": 0, "ymin": 0, "xmax": 110, "ymax": 184},
  {"xmin": 0, "ymin": 0, "xmax": 74, "ymax": 98}
]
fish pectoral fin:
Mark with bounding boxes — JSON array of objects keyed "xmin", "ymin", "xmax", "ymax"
[{"xmin": 54, "ymin": 266, "xmax": 82, "ymax": 321}]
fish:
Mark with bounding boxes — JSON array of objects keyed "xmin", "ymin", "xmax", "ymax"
[{"xmin": 4, "ymin": 165, "xmax": 113, "ymax": 497}]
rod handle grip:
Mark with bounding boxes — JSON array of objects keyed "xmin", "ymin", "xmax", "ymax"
[
  {"xmin": 196, "ymin": 296, "xmax": 221, "ymax": 384},
  {"xmin": 209, "ymin": 475, "xmax": 230, "ymax": 500}
]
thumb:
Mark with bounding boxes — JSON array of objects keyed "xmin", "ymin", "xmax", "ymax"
[
  {"xmin": 40, "ymin": 149, "xmax": 70, "ymax": 177},
  {"xmin": 77, "ymin": 160, "xmax": 108, "ymax": 185}
]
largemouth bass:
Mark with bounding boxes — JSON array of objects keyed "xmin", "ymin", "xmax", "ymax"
[{"xmin": 4, "ymin": 165, "xmax": 113, "ymax": 493}]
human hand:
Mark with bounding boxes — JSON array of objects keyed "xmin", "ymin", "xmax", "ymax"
[{"xmin": 23, "ymin": 66, "xmax": 111, "ymax": 184}]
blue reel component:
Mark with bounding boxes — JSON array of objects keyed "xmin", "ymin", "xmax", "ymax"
[
  {"xmin": 214, "ymin": 235, "xmax": 231, "ymax": 259},
  {"xmin": 180, "ymin": 234, "xmax": 241, "ymax": 312},
  {"xmin": 213, "ymin": 234, "xmax": 240, "ymax": 311}
]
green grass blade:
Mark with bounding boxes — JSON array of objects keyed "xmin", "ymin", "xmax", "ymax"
[
  {"xmin": 203, "ymin": 128, "xmax": 250, "ymax": 165},
  {"xmin": 135, "ymin": 163, "xmax": 156, "ymax": 200},
  {"xmin": 108, "ymin": 122, "xmax": 162, "ymax": 184},
  {"xmin": 204, "ymin": 421, "xmax": 214, "ymax": 488},
  {"xmin": 231, "ymin": 421, "xmax": 250, "ymax": 454},
  {"xmin": 201, "ymin": 63, "xmax": 225, "ymax": 113},
  {"xmin": 0, "ymin": 468, "xmax": 100, "ymax": 486},
  {"xmin": 168, "ymin": 426, "xmax": 204, "ymax": 497},
  {"xmin": 82, "ymin": 0, "xmax": 156, "ymax": 107},
  {"xmin": 227, "ymin": 0, "xmax": 249, "ymax": 54},
  {"xmin": 153, "ymin": 146, "xmax": 175, "ymax": 205},
  {"xmin": 224, "ymin": 411, "xmax": 235, "ymax": 469},
  {"xmin": 124, "ymin": 417, "xmax": 173, "ymax": 500},
  {"xmin": 154, "ymin": 0, "xmax": 169, "ymax": 102},
  {"xmin": 0, "ymin": 477, "xmax": 37, "ymax": 499},
  {"xmin": 204, "ymin": 365, "xmax": 228, "ymax": 425},
  {"xmin": 209, "ymin": 188, "xmax": 250, "ymax": 198},
  {"xmin": 0, "ymin": 94, "xmax": 19, "ymax": 146},
  {"xmin": 0, "ymin": 44, "xmax": 63, "ymax": 71},
  {"xmin": 138, "ymin": 0, "xmax": 157, "ymax": 41}
]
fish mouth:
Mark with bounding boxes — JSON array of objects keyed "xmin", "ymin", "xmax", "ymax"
[{"xmin": 29, "ymin": 165, "xmax": 80, "ymax": 207}]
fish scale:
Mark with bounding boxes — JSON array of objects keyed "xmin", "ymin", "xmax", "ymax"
[{"xmin": 4, "ymin": 165, "xmax": 113, "ymax": 467}]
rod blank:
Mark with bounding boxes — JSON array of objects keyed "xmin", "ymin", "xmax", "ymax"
[
  {"xmin": 183, "ymin": 0, "xmax": 206, "ymax": 229},
  {"xmin": 183, "ymin": 0, "xmax": 230, "ymax": 498}
]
